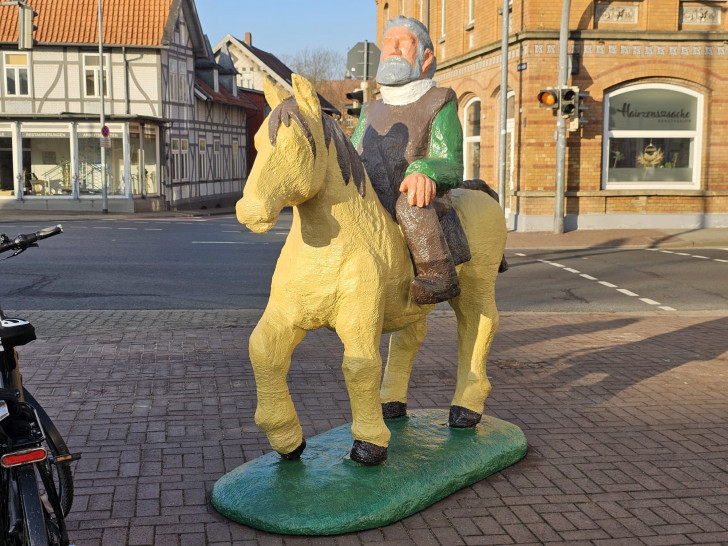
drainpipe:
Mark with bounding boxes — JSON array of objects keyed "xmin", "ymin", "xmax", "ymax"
[{"xmin": 98, "ymin": 0, "xmax": 108, "ymax": 213}]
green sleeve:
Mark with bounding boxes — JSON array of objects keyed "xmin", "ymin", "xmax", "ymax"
[
  {"xmin": 404, "ymin": 100, "xmax": 464, "ymax": 192},
  {"xmin": 350, "ymin": 106, "xmax": 366, "ymax": 149}
]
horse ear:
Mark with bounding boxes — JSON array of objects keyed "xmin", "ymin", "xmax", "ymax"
[
  {"xmin": 263, "ymin": 76, "xmax": 289, "ymax": 110},
  {"xmin": 291, "ymin": 74, "xmax": 321, "ymax": 120}
]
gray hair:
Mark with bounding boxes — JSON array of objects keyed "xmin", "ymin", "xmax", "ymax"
[{"xmin": 383, "ymin": 16, "xmax": 437, "ymax": 78}]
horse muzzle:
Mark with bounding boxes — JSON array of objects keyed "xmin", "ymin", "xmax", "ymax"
[{"xmin": 236, "ymin": 196, "xmax": 279, "ymax": 233}]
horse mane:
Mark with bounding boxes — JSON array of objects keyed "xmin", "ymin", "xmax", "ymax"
[{"xmin": 268, "ymin": 97, "xmax": 366, "ymax": 198}]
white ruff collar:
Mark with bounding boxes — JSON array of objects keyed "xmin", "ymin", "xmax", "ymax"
[{"xmin": 380, "ymin": 79, "xmax": 436, "ymax": 106}]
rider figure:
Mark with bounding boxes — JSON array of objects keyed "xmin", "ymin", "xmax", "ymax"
[{"xmin": 351, "ymin": 15, "xmax": 465, "ymax": 305}]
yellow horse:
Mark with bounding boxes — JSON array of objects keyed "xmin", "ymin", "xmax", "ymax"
[{"xmin": 237, "ymin": 75, "xmax": 507, "ymax": 465}]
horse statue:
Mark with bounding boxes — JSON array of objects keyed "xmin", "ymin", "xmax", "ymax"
[{"xmin": 236, "ymin": 74, "xmax": 507, "ymax": 466}]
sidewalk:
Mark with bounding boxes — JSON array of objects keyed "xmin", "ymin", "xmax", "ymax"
[{"xmin": 18, "ymin": 309, "xmax": 728, "ymax": 545}]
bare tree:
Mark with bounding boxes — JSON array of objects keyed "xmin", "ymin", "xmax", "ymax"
[{"xmin": 282, "ymin": 48, "xmax": 346, "ymax": 86}]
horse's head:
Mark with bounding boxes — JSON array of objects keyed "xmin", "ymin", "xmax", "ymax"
[{"xmin": 237, "ymin": 74, "xmax": 327, "ymax": 233}]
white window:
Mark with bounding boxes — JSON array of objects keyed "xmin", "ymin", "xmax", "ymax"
[
  {"xmin": 84, "ymin": 54, "xmax": 108, "ymax": 97},
  {"xmin": 468, "ymin": 0, "xmax": 475, "ymax": 24},
  {"xmin": 602, "ymin": 83, "xmax": 702, "ymax": 189},
  {"xmin": 213, "ymin": 139, "xmax": 221, "ymax": 179},
  {"xmin": 180, "ymin": 139, "xmax": 189, "ymax": 179},
  {"xmin": 198, "ymin": 139, "xmax": 206, "ymax": 180},
  {"xmin": 232, "ymin": 140, "xmax": 239, "ymax": 178},
  {"xmin": 179, "ymin": 61, "xmax": 188, "ymax": 103},
  {"xmin": 5, "ymin": 53, "xmax": 29, "ymax": 96},
  {"xmin": 169, "ymin": 59, "xmax": 178, "ymax": 101},
  {"xmin": 463, "ymin": 97, "xmax": 481, "ymax": 179},
  {"xmin": 171, "ymin": 138, "xmax": 179, "ymax": 180}
]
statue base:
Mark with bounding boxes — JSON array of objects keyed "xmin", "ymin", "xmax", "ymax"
[{"xmin": 211, "ymin": 409, "xmax": 527, "ymax": 535}]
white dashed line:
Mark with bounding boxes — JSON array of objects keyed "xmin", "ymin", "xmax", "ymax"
[
  {"xmin": 617, "ymin": 289, "xmax": 639, "ymax": 297},
  {"xmin": 524, "ymin": 253, "xmax": 675, "ymax": 311},
  {"xmin": 144, "ymin": 228, "xmax": 163, "ymax": 231},
  {"xmin": 716, "ymin": 259, "xmax": 728, "ymax": 263},
  {"xmin": 693, "ymin": 255, "xmax": 709, "ymax": 260},
  {"xmin": 647, "ymin": 248, "xmax": 726, "ymax": 264}
]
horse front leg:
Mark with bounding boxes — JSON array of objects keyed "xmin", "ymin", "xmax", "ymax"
[
  {"xmin": 249, "ymin": 308, "xmax": 307, "ymax": 459},
  {"xmin": 336, "ymin": 306, "xmax": 391, "ymax": 465},
  {"xmin": 380, "ymin": 316, "xmax": 427, "ymax": 418}
]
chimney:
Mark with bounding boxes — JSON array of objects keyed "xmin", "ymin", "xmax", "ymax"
[{"xmin": 244, "ymin": 32, "xmax": 252, "ymax": 46}]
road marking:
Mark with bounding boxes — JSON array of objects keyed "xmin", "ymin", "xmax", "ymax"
[
  {"xmin": 716, "ymin": 258, "xmax": 728, "ymax": 263},
  {"xmin": 645, "ymin": 248, "xmax": 727, "ymax": 263},
  {"xmin": 222, "ymin": 230, "xmax": 243, "ymax": 233},
  {"xmin": 617, "ymin": 288, "xmax": 639, "ymax": 297},
  {"xmin": 514, "ymin": 252, "xmax": 526, "ymax": 257},
  {"xmin": 191, "ymin": 241, "xmax": 268, "ymax": 245},
  {"xmin": 118, "ymin": 227, "xmax": 137, "ymax": 230},
  {"xmin": 530, "ymin": 253, "xmax": 675, "ymax": 310},
  {"xmin": 144, "ymin": 228, "xmax": 163, "ymax": 231},
  {"xmin": 660, "ymin": 250, "xmax": 674, "ymax": 254},
  {"xmin": 93, "ymin": 226, "xmax": 113, "ymax": 229},
  {"xmin": 693, "ymin": 255, "xmax": 709, "ymax": 259}
]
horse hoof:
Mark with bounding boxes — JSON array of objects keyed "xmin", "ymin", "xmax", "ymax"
[
  {"xmin": 350, "ymin": 440, "xmax": 387, "ymax": 465},
  {"xmin": 449, "ymin": 405, "xmax": 482, "ymax": 428},
  {"xmin": 279, "ymin": 439, "xmax": 306, "ymax": 460},
  {"xmin": 382, "ymin": 401, "xmax": 407, "ymax": 419}
]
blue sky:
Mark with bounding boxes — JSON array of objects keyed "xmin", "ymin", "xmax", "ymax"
[{"xmin": 196, "ymin": 1, "xmax": 378, "ymax": 60}]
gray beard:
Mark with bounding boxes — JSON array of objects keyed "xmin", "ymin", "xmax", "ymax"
[{"xmin": 376, "ymin": 56, "xmax": 422, "ymax": 86}]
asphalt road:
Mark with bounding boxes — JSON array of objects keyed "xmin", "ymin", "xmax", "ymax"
[{"xmin": 1, "ymin": 213, "xmax": 726, "ymax": 313}]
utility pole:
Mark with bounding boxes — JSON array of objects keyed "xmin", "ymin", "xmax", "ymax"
[
  {"xmin": 98, "ymin": 0, "xmax": 108, "ymax": 213},
  {"xmin": 554, "ymin": 0, "xmax": 572, "ymax": 233},
  {"xmin": 497, "ymin": 0, "xmax": 510, "ymax": 209}
]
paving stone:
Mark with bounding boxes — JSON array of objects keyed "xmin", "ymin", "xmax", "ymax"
[{"xmin": 12, "ymin": 310, "xmax": 728, "ymax": 545}]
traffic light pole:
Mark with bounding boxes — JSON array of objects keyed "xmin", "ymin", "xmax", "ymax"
[
  {"xmin": 497, "ymin": 0, "xmax": 509, "ymax": 210},
  {"xmin": 554, "ymin": 0, "xmax": 571, "ymax": 234}
]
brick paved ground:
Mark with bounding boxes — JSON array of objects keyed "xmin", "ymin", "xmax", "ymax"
[{"xmin": 13, "ymin": 309, "xmax": 728, "ymax": 545}]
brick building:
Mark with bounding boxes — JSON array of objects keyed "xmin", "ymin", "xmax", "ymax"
[{"xmin": 375, "ymin": 0, "xmax": 728, "ymax": 231}]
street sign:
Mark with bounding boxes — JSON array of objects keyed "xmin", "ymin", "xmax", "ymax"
[
  {"xmin": 101, "ymin": 125, "xmax": 110, "ymax": 138},
  {"xmin": 100, "ymin": 137, "xmax": 110, "ymax": 148},
  {"xmin": 517, "ymin": 62, "xmax": 527, "ymax": 72},
  {"xmin": 347, "ymin": 41, "xmax": 380, "ymax": 81}
]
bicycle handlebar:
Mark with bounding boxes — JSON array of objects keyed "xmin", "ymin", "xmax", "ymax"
[{"xmin": 0, "ymin": 224, "xmax": 63, "ymax": 255}]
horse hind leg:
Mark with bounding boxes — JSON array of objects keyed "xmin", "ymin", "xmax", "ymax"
[
  {"xmin": 380, "ymin": 317, "xmax": 428, "ymax": 419},
  {"xmin": 447, "ymin": 278, "xmax": 499, "ymax": 428},
  {"xmin": 249, "ymin": 310, "xmax": 307, "ymax": 458}
]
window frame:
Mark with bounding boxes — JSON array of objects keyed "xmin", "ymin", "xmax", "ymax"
[
  {"xmin": 198, "ymin": 138, "xmax": 206, "ymax": 180},
  {"xmin": 4, "ymin": 52, "xmax": 30, "ymax": 97},
  {"xmin": 83, "ymin": 53, "xmax": 109, "ymax": 98},
  {"xmin": 462, "ymin": 96, "xmax": 481, "ymax": 180},
  {"xmin": 602, "ymin": 83, "xmax": 703, "ymax": 190}
]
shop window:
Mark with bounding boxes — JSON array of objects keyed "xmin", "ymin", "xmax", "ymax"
[
  {"xmin": 5, "ymin": 53, "xmax": 29, "ymax": 96},
  {"xmin": 603, "ymin": 84, "xmax": 702, "ymax": 189},
  {"xmin": 84, "ymin": 54, "xmax": 108, "ymax": 97},
  {"xmin": 463, "ymin": 97, "xmax": 481, "ymax": 179}
]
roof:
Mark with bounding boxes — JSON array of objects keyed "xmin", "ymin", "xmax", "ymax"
[
  {"xmin": 194, "ymin": 78, "xmax": 259, "ymax": 110},
  {"xmin": 1, "ymin": 0, "xmax": 173, "ymax": 47},
  {"xmin": 230, "ymin": 35, "xmax": 340, "ymax": 116}
]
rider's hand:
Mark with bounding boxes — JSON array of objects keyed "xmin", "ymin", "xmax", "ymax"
[{"xmin": 400, "ymin": 173, "xmax": 436, "ymax": 207}]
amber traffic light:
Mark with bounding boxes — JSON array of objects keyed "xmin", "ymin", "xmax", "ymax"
[{"xmin": 538, "ymin": 89, "xmax": 559, "ymax": 109}]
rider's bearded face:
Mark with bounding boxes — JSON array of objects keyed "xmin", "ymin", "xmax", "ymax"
[{"xmin": 376, "ymin": 26, "xmax": 424, "ymax": 86}]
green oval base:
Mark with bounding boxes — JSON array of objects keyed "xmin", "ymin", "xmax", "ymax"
[{"xmin": 211, "ymin": 409, "xmax": 527, "ymax": 535}]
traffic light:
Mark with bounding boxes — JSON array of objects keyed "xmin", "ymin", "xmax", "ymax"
[
  {"xmin": 18, "ymin": 3, "xmax": 38, "ymax": 50},
  {"xmin": 560, "ymin": 87, "xmax": 577, "ymax": 118},
  {"xmin": 345, "ymin": 89, "xmax": 364, "ymax": 117},
  {"xmin": 537, "ymin": 88, "xmax": 559, "ymax": 109},
  {"xmin": 568, "ymin": 88, "xmax": 590, "ymax": 132}
]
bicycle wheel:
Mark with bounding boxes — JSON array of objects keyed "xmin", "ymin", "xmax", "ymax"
[{"xmin": 21, "ymin": 390, "xmax": 74, "ymax": 515}]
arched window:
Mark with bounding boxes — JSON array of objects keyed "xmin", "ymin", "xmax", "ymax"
[
  {"xmin": 602, "ymin": 83, "xmax": 703, "ymax": 189},
  {"xmin": 463, "ymin": 97, "xmax": 481, "ymax": 179}
]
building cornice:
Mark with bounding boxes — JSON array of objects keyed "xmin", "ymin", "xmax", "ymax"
[{"xmin": 437, "ymin": 30, "xmax": 728, "ymax": 72}]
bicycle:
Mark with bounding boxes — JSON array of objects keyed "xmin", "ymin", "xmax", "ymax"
[{"xmin": 0, "ymin": 225, "xmax": 80, "ymax": 546}]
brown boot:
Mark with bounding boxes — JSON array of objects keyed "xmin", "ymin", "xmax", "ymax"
[{"xmin": 396, "ymin": 193, "xmax": 460, "ymax": 305}]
